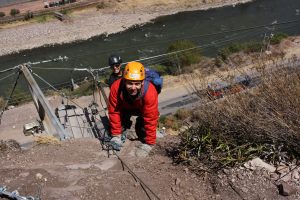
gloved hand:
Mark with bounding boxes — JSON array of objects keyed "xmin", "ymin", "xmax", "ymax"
[
  {"xmin": 110, "ymin": 136, "xmax": 123, "ymax": 151},
  {"xmin": 135, "ymin": 143, "xmax": 153, "ymax": 158},
  {"xmin": 121, "ymin": 129, "xmax": 127, "ymax": 143}
]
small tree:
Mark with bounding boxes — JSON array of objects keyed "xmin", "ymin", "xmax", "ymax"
[
  {"xmin": 10, "ymin": 8, "xmax": 20, "ymax": 17},
  {"xmin": 24, "ymin": 11, "xmax": 33, "ymax": 20},
  {"xmin": 167, "ymin": 40, "xmax": 202, "ymax": 73},
  {"xmin": 0, "ymin": 12, "xmax": 5, "ymax": 18}
]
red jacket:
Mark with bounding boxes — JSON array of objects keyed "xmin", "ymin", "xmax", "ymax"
[{"xmin": 108, "ymin": 78, "xmax": 159, "ymax": 145}]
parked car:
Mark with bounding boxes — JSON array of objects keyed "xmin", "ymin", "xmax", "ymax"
[{"xmin": 207, "ymin": 75, "xmax": 252, "ymax": 100}]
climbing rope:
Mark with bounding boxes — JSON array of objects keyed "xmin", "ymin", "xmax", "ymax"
[{"xmin": 113, "ymin": 150, "xmax": 161, "ymax": 200}]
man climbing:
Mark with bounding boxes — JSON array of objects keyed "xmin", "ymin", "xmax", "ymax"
[
  {"xmin": 108, "ymin": 54, "xmax": 123, "ymax": 87},
  {"xmin": 108, "ymin": 61, "xmax": 159, "ymax": 156}
]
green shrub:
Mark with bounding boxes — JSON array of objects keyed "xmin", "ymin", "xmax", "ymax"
[
  {"xmin": 244, "ymin": 41, "xmax": 263, "ymax": 53},
  {"xmin": 167, "ymin": 40, "xmax": 202, "ymax": 72},
  {"xmin": 61, "ymin": 9, "xmax": 71, "ymax": 15},
  {"xmin": 218, "ymin": 43, "xmax": 245, "ymax": 61},
  {"xmin": 35, "ymin": 15, "xmax": 53, "ymax": 23},
  {"xmin": 10, "ymin": 8, "xmax": 20, "ymax": 16},
  {"xmin": 175, "ymin": 108, "xmax": 191, "ymax": 120},
  {"xmin": 24, "ymin": 11, "xmax": 33, "ymax": 21},
  {"xmin": 69, "ymin": 80, "xmax": 94, "ymax": 97},
  {"xmin": 218, "ymin": 41, "xmax": 263, "ymax": 60},
  {"xmin": 150, "ymin": 64, "xmax": 170, "ymax": 75},
  {"xmin": 0, "ymin": 12, "xmax": 5, "ymax": 17},
  {"xmin": 9, "ymin": 88, "xmax": 30, "ymax": 106},
  {"xmin": 270, "ymin": 33, "xmax": 288, "ymax": 45},
  {"xmin": 178, "ymin": 125, "xmax": 265, "ymax": 168}
]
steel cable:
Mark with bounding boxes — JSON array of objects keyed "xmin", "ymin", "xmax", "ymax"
[
  {"xmin": 0, "ymin": 71, "xmax": 21, "ymax": 124},
  {"xmin": 0, "ymin": 73, "xmax": 16, "ymax": 82},
  {"xmin": 0, "ymin": 66, "xmax": 20, "ymax": 74},
  {"xmin": 112, "ymin": 149, "xmax": 161, "ymax": 200},
  {"xmin": 32, "ymin": 72, "xmax": 85, "ymax": 110}
]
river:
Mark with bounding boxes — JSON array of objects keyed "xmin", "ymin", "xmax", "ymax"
[{"xmin": 0, "ymin": 0, "xmax": 300, "ymax": 95}]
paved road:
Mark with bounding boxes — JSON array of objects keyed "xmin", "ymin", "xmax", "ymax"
[{"xmin": 158, "ymin": 85, "xmax": 200, "ymax": 116}]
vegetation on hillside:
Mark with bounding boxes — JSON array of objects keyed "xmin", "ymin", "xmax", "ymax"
[
  {"xmin": 166, "ymin": 40, "xmax": 202, "ymax": 74},
  {"xmin": 216, "ymin": 33, "xmax": 288, "ymax": 62},
  {"xmin": 24, "ymin": 11, "xmax": 33, "ymax": 21},
  {"xmin": 0, "ymin": 97, "xmax": 5, "ymax": 109},
  {"xmin": 10, "ymin": 9, "xmax": 20, "ymax": 17},
  {"xmin": 34, "ymin": 14, "xmax": 54, "ymax": 23},
  {"xmin": 218, "ymin": 41, "xmax": 263, "ymax": 61},
  {"xmin": 163, "ymin": 59, "xmax": 300, "ymax": 172},
  {"xmin": 270, "ymin": 32, "xmax": 288, "ymax": 45},
  {"xmin": 9, "ymin": 87, "xmax": 30, "ymax": 106},
  {"xmin": 96, "ymin": 2, "xmax": 110, "ymax": 10}
]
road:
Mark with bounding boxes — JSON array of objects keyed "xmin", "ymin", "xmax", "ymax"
[{"xmin": 158, "ymin": 85, "xmax": 200, "ymax": 116}]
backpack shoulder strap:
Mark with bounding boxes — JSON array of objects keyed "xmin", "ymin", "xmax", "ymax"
[{"xmin": 141, "ymin": 80, "xmax": 150, "ymax": 99}]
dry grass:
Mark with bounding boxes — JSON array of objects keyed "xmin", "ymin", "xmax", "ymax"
[
  {"xmin": 173, "ymin": 56, "xmax": 300, "ymax": 171},
  {"xmin": 35, "ymin": 135, "xmax": 61, "ymax": 145}
]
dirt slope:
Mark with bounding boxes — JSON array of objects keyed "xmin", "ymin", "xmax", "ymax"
[{"xmin": 0, "ymin": 136, "xmax": 296, "ymax": 200}]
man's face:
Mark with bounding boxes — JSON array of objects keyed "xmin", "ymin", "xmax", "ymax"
[
  {"xmin": 125, "ymin": 80, "xmax": 143, "ymax": 96},
  {"xmin": 111, "ymin": 64, "xmax": 121, "ymax": 74}
]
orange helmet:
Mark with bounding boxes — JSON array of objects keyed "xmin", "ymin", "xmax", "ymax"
[{"xmin": 123, "ymin": 61, "xmax": 145, "ymax": 81}]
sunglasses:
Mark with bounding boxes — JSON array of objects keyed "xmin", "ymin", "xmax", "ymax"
[{"xmin": 111, "ymin": 64, "xmax": 121, "ymax": 68}]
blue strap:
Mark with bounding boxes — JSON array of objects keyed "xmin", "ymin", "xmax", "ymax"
[{"xmin": 141, "ymin": 80, "xmax": 150, "ymax": 99}]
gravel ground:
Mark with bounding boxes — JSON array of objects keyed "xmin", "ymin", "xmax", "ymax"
[{"xmin": 0, "ymin": 136, "xmax": 298, "ymax": 200}]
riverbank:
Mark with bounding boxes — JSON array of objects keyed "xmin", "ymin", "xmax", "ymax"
[{"xmin": 0, "ymin": 0, "xmax": 253, "ymax": 56}]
